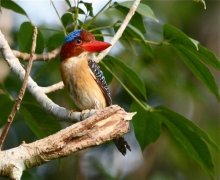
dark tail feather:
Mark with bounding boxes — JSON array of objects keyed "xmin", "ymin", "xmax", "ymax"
[{"xmin": 113, "ymin": 137, "xmax": 131, "ymax": 156}]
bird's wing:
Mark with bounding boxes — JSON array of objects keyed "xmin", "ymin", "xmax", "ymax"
[{"xmin": 88, "ymin": 59, "xmax": 112, "ymax": 106}]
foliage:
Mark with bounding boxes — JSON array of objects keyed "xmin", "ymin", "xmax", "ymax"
[{"xmin": 0, "ymin": 0, "xmax": 219, "ymax": 179}]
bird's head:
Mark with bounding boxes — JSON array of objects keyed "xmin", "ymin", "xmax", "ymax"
[{"xmin": 60, "ymin": 30, "xmax": 111, "ymax": 61}]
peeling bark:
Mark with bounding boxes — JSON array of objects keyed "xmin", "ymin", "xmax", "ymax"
[{"xmin": 0, "ymin": 105, "xmax": 135, "ymax": 180}]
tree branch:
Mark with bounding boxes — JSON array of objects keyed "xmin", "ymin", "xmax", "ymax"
[
  {"xmin": 0, "ymin": 27, "xmax": 38, "ymax": 149},
  {"xmin": 0, "ymin": 30, "xmax": 88, "ymax": 123},
  {"xmin": 0, "ymin": 105, "xmax": 135, "ymax": 180},
  {"xmin": 12, "ymin": 47, "xmax": 60, "ymax": 61},
  {"xmin": 40, "ymin": 81, "xmax": 64, "ymax": 94}
]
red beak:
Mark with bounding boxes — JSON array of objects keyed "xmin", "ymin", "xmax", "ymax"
[{"xmin": 82, "ymin": 40, "xmax": 111, "ymax": 52}]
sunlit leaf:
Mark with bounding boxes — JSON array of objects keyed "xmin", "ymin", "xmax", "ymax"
[{"xmin": 131, "ymin": 102, "xmax": 161, "ymax": 150}]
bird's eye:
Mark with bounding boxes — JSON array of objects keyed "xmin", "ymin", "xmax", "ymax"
[{"xmin": 75, "ymin": 38, "xmax": 82, "ymax": 45}]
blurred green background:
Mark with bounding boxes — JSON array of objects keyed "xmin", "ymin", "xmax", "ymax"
[{"xmin": 0, "ymin": 0, "xmax": 219, "ymax": 179}]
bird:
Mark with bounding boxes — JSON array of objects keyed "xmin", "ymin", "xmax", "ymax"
[{"xmin": 60, "ymin": 29, "xmax": 131, "ymax": 155}]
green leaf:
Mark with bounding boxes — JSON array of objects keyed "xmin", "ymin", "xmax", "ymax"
[
  {"xmin": 131, "ymin": 102, "xmax": 161, "ymax": 150},
  {"xmin": 115, "ymin": 1, "xmax": 158, "ymax": 22},
  {"xmin": 197, "ymin": 45, "xmax": 220, "ymax": 70},
  {"xmin": 17, "ymin": 22, "xmax": 44, "ymax": 53},
  {"xmin": 159, "ymin": 107, "xmax": 215, "ymax": 177},
  {"xmin": 61, "ymin": 13, "xmax": 73, "ymax": 27},
  {"xmin": 80, "ymin": 1, "xmax": 94, "ymax": 17},
  {"xmin": 164, "ymin": 24, "xmax": 197, "ymax": 50},
  {"xmin": 114, "ymin": 5, "xmax": 146, "ymax": 33},
  {"xmin": 105, "ymin": 56, "xmax": 147, "ymax": 100},
  {"xmin": 125, "ymin": 23, "xmax": 153, "ymax": 56},
  {"xmin": 1, "ymin": 0, "xmax": 30, "ymax": 20},
  {"xmin": 47, "ymin": 33, "xmax": 65, "ymax": 51},
  {"xmin": 164, "ymin": 24, "xmax": 220, "ymax": 71},
  {"xmin": 68, "ymin": 7, "xmax": 85, "ymax": 15},
  {"xmin": 175, "ymin": 44, "xmax": 219, "ymax": 99},
  {"xmin": 20, "ymin": 103, "xmax": 61, "ymax": 138},
  {"xmin": 164, "ymin": 24, "xmax": 220, "ymax": 70},
  {"xmin": 65, "ymin": 0, "xmax": 72, "ymax": 8}
]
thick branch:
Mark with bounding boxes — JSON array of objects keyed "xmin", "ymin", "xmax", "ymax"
[{"xmin": 0, "ymin": 105, "xmax": 135, "ymax": 180}]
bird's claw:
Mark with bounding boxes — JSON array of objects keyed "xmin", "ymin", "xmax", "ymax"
[{"xmin": 80, "ymin": 109, "xmax": 95, "ymax": 121}]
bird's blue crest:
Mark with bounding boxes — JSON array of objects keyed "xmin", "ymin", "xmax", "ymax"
[{"xmin": 65, "ymin": 30, "xmax": 82, "ymax": 43}]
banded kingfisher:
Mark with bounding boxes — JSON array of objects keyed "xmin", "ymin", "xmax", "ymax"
[{"xmin": 60, "ymin": 30, "xmax": 131, "ymax": 155}]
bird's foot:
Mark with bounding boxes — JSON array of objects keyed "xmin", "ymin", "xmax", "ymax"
[{"xmin": 80, "ymin": 109, "xmax": 96, "ymax": 121}]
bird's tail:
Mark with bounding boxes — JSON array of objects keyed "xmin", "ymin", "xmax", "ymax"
[{"xmin": 113, "ymin": 137, "xmax": 131, "ymax": 156}]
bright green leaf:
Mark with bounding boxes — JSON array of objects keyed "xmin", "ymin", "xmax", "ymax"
[
  {"xmin": 159, "ymin": 106, "xmax": 215, "ymax": 177},
  {"xmin": 131, "ymin": 102, "xmax": 161, "ymax": 150},
  {"xmin": 175, "ymin": 44, "xmax": 219, "ymax": 99},
  {"xmin": 17, "ymin": 22, "xmax": 44, "ymax": 53},
  {"xmin": 115, "ymin": 1, "xmax": 158, "ymax": 22},
  {"xmin": 1, "ymin": 0, "xmax": 30, "ymax": 20},
  {"xmin": 21, "ymin": 103, "xmax": 61, "ymax": 138}
]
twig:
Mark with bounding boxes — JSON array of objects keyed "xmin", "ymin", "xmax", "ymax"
[
  {"xmin": 0, "ymin": 105, "xmax": 135, "ymax": 180},
  {"xmin": 13, "ymin": 48, "xmax": 60, "ymax": 61},
  {"xmin": 40, "ymin": 81, "xmax": 64, "ymax": 94},
  {"xmin": 50, "ymin": 0, "xmax": 67, "ymax": 35},
  {"xmin": 0, "ymin": 27, "xmax": 38, "ymax": 150},
  {"xmin": 95, "ymin": 0, "xmax": 141, "ymax": 62}
]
